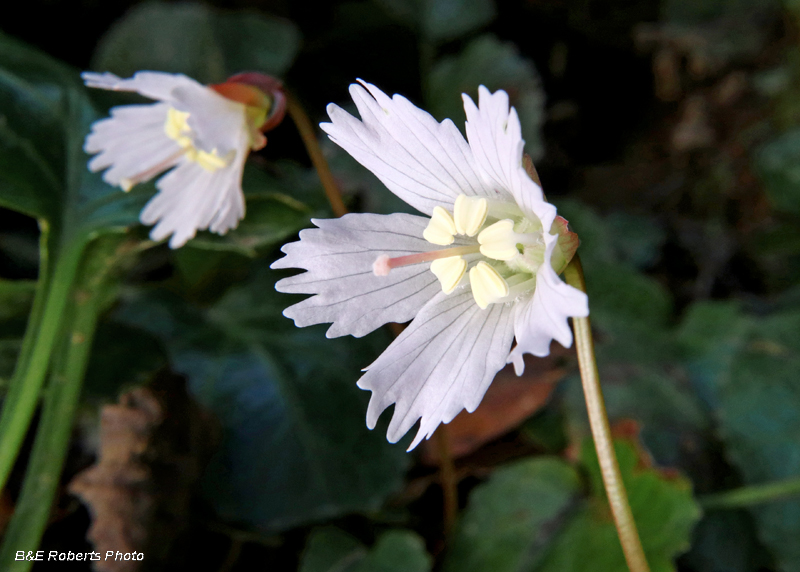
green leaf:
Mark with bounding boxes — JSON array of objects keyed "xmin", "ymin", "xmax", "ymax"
[
  {"xmin": 553, "ymin": 199, "xmax": 616, "ymax": 266},
  {"xmin": 442, "ymin": 458, "xmax": 581, "ymax": 572},
  {"xmin": 0, "ymin": 31, "xmax": 148, "ymax": 235},
  {"xmin": 715, "ymin": 309, "xmax": 800, "ymax": 572},
  {"xmin": 116, "ymin": 269, "xmax": 409, "ymax": 532},
  {"xmin": 756, "ymin": 128, "xmax": 800, "ymax": 216},
  {"xmin": 557, "ymin": 200, "xmax": 674, "ymax": 363},
  {"xmin": 427, "ymin": 34, "xmax": 545, "ymax": 161},
  {"xmin": 301, "ymin": 528, "xmax": 432, "ymax": 572},
  {"xmin": 373, "ymin": 0, "xmax": 495, "ymax": 42},
  {"xmin": 583, "ymin": 260, "xmax": 674, "ymax": 365},
  {"xmin": 0, "ymin": 280, "xmax": 35, "ymax": 322},
  {"xmin": 605, "ymin": 212, "xmax": 666, "ymax": 269},
  {"xmin": 93, "ymin": 2, "xmax": 301, "ymax": 84},
  {"xmin": 577, "ymin": 368, "xmax": 709, "ymax": 466},
  {"xmin": 675, "ymin": 300, "xmax": 751, "ymax": 409},
  {"xmin": 0, "ymin": 33, "xmax": 72, "ymax": 220},
  {"xmin": 682, "ymin": 511, "xmax": 771, "ymax": 572},
  {"xmin": 535, "ymin": 439, "xmax": 701, "ymax": 572}
]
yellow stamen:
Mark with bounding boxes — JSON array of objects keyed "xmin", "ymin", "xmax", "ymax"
[
  {"xmin": 165, "ymin": 108, "xmax": 191, "ymax": 143},
  {"xmin": 188, "ymin": 148, "xmax": 228, "ymax": 172},
  {"xmin": 163, "ymin": 107, "xmax": 230, "ymax": 173},
  {"xmin": 469, "ymin": 262, "xmax": 509, "ymax": 309},
  {"xmin": 478, "ymin": 219, "xmax": 520, "ymax": 261},
  {"xmin": 423, "ymin": 206, "xmax": 457, "ymax": 245},
  {"xmin": 430, "ymin": 256, "xmax": 467, "ymax": 294},
  {"xmin": 454, "ymin": 195, "xmax": 488, "ymax": 237}
]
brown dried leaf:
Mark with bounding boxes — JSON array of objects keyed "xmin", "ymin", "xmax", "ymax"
[
  {"xmin": 69, "ymin": 374, "xmax": 217, "ymax": 572},
  {"xmin": 421, "ymin": 349, "xmax": 570, "ymax": 464}
]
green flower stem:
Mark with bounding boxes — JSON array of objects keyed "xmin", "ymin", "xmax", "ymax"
[
  {"xmin": 0, "ymin": 235, "xmax": 87, "ymax": 494},
  {"xmin": 701, "ymin": 476, "xmax": 800, "ymax": 509},
  {"xmin": 8, "ymin": 221, "xmax": 53, "ymax": 388},
  {"xmin": 564, "ymin": 256, "xmax": 650, "ymax": 572},
  {"xmin": 0, "ymin": 223, "xmax": 53, "ymax": 471},
  {"xmin": 0, "ymin": 272, "xmax": 102, "ymax": 570},
  {"xmin": 285, "ymin": 91, "xmax": 348, "ymax": 218}
]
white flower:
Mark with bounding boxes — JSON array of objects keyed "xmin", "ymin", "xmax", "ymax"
[
  {"xmin": 272, "ymin": 81, "xmax": 589, "ymax": 449},
  {"xmin": 83, "ymin": 71, "xmax": 283, "ymax": 248}
]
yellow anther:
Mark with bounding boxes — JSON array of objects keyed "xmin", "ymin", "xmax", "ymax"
[
  {"xmin": 454, "ymin": 195, "xmax": 488, "ymax": 237},
  {"xmin": 164, "ymin": 107, "xmax": 229, "ymax": 172},
  {"xmin": 423, "ymin": 206, "xmax": 457, "ymax": 245},
  {"xmin": 469, "ymin": 261, "xmax": 509, "ymax": 309},
  {"xmin": 478, "ymin": 219, "xmax": 519, "ymax": 261},
  {"xmin": 430, "ymin": 256, "xmax": 467, "ymax": 294},
  {"xmin": 192, "ymin": 149, "xmax": 228, "ymax": 172},
  {"xmin": 165, "ymin": 108, "xmax": 191, "ymax": 142}
]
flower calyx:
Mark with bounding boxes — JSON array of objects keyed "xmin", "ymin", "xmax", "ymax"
[{"xmin": 211, "ymin": 72, "xmax": 287, "ymax": 150}]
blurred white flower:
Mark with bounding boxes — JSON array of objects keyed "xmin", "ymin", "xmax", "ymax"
[
  {"xmin": 273, "ymin": 81, "xmax": 588, "ymax": 449},
  {"xmin": 83, "ymin": 71, "xmax": 285, "ymax": 248}
]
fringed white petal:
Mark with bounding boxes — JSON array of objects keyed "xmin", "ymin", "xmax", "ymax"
[
  {"xmin": 81, "ymin": 71, "xmax": 198, "ymax": 102},
  {"xmin": 507, "ymin": 234, "xmax": 589, "ymax": 374},
  {"xmin": 463, "ymin": 86, "xmax": 553, "ymax": 229},
  {"xmin": 320, "ymin": 80, "xmax": 488, "ymax": 215},
  {"xmin": 358, "ymin": 289, "xmax": 515, "ymax": 450},
  {"xmin": 272, "ymin": 213, "xmax": 442, "ymax": 338},
  {"xmin": 84, "ymin": 102, "xmax": 182, "ymax": 188},
  {"xmin": 141, "ymin": 131, "xmax": 249, "ymax": 248}
]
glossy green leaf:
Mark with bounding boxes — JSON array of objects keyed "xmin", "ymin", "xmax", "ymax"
[
  {"xmin": 0, "ymin": 33, "xmax": 72, "ymax": 220},
  {"xmin": 580, "ymin": 367, "xmax": 709, "ymax": 466},
  {"xmin": 682, "ymin": 511, "xmax": 771, "ymax": 572},
  {"xmin": 715, "ymin": 309, "xmax": 800, "ymax": 572},
  {"xmin": 116, "ymin": 269, "xmax": 409, "ymax": 532},
  {"xmin": 556, "ymin": 200, "xmax": 674, "ymax": 363},
  {"xmin": 0, "ymin": 31, "xmax": 148, "ymax": 236},
  {"xmin": 93, "ymin": 3, "xmax": 301, "ymax": 84},
  {"xmin": 536, "ymin": 439, "xmax": 701, "ymax": 572},
  {"xmin": 442, "ymin": 458, "xmax": 581, "ymax": 572},
  {"xmin": 373, "ymin": 0, "xmax": 495, "ymax": 41},
  {"xmin": 427, "ymin": 34, "xmax": 545, "ymax": 161},
  {"xmin": 605, "ymin": 212, "xmax": 667, "ymax": 269},
  {"xmin": 301, "ymin": 528, "xmax": 431, "ymax": 572},
  {"xmin": 0, "ymin": 280, "xmax": 35, "ymax": 322},
  {"xmin": 675, "ymin": 300, "xmax": 751, "ymax": 409}
]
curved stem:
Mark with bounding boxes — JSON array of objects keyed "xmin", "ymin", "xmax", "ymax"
[
  {"xmin": 0, "ymin": 271, "xmax": 103, "ymax": 570},
  {"xmin": 0, "ymin": 234, "xmax": 86, "ymax": 494},
  {"xmin": 0, "ymin": 222, "xmax": 52, "ymax": 467},
  {"xmin": 563, "ymin": 256, "xmax": 650, "ymax": 572},
  {"xmin": 701, "ymin": 476, "xmax": 800, "ymax": 509},
  {"xmin": 285, "ymin": 91, "xmax": 348, "ymax": 218},
  {"xmin": 10, "ymin": 220, "xmax": 53, "ymax": 386}
]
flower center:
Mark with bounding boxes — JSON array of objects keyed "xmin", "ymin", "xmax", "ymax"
[
  {"xmin": 373, "ymin": 194, "xmax": 547, "ymax": 309},
  {"xmin": 164, "ymin": 108, "xmax": 232, "ymax": 172}
]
